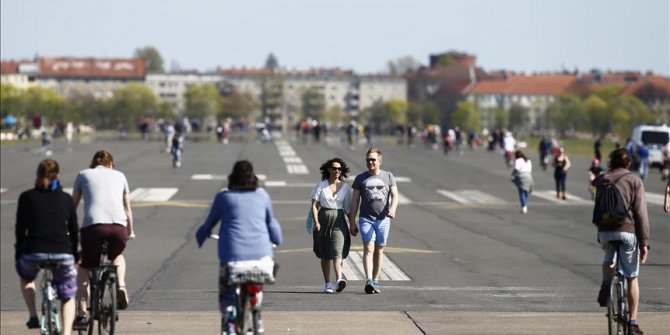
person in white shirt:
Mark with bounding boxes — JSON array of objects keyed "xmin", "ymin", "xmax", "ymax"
[
  {"xmin": 310, "ymin": 158, "xmax": 353, "ymax": 293},
  {"xmin": 511, "ymin": 150, "xmax": 533, "ymax": 214}
]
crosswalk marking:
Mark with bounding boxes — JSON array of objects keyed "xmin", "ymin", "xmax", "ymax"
[
  {"xmin": 287, "ymin": 164, "xmax": 309, "ymax": 174},
  {"xmin": 283, "ymin": 157, "xmax": 303, "ymax": 164},
  {"xmin": 437, "ymin": 189, "xmax": 506, "ymax": 204},
  {"xmin": 0, "ymin": 188, "xmax": 7, "ymax": 193},
  {"xmin": 531, "ymin": 190, "xmax": 591, "ymax": 205},
  {"xmin": 275, "ymin": 139, "xmax": 309, "ymax": 175},
  {"xmin": 645, "ymin": 192, "xmax": 664, "ymax": 206},
  {"xmin": 129, "ymin": 188, "xmax": 178, "ymax": 202},
  {"xmin": 192, "ymin": 174, "xmax": 267, "ymax": 181},
  {"xmin": 394, "ymin": 176, "xmax": 412, "ymax": 182},
  {"xmin": 264, "ymin": 181, "xmax": 315, "ymax": 187},
  {"xmin": 343, "ymin": 251, "xmax": 411, "ymax": 281},
  {"xmin": 397, "ymin": 192, "xmax": 413, "ymax": 204}
]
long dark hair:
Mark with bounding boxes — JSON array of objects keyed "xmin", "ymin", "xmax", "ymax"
[
  {"xmin": 608, "ymin": 148, "xmax": 631, "ymax": 170},
  {"xmin": 514, "ymin": 150, "xmax": 527, "ymax": 161},
  {"xmin": 89, "ymin": 150, "xmax": 114, "ymax": 168},
  {"xmin": 228, "ymin": 160, "xmax": 258, "ymax": 190},
  {"xmin": 319, "ymin": 157, "xmax": 350, "ymax": 181},
  {"xmin": 35, "ymin": 159, "xmax": 59, "ymax": 190}
]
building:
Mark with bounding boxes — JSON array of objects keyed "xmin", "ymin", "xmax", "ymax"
[{"xmin": 145, "ymin": 72, "xmax": 222, "ymax": 113}]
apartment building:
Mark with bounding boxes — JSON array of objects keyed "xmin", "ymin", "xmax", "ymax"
[{"xmin": 145, "ymin": 72, "xmax": 222, "ymax": 113}]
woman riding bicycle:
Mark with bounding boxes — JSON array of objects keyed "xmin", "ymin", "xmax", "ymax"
[
  {"xmin": 72, "ymin": 150, "xmax": 135, "ymax": 329},
  {"xmin": 196, "ymin": 160, "xmax": 283, "ymax": 335},
  {"xmin": 15, "ymin": 159, "xmax": 79, "ymax": 335}
]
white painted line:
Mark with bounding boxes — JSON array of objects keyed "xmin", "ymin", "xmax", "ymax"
[
  {"xmin": 193, "ymin": 174, "xmax": 266, "ymax": 181},
  {"xmin": 0, "ymin": 188, "xmax": 6, "ymax": 193},
  {"xmin": 287, "ymin": 164, "xmax": 309, "ymax": 174},
  {"xmin": 63, "ymin": 188, "xmax": 73, "ymax": 195},
  {"xmin": 394, "ymin": 176, "xmax": 412, "ymax": 183},
  {"xmin": 265, "ymin": 181, "xmax": 287, "ymax": 187},
  {"xmin": 343, "ymin": 251, "xmax": 410, "ymax": 281},
  {"xmin": 283, "ymin": 157, "xmax": 303, "ymax": 164},
  {"xmin": 129, "ymin": 188, "xmax": 179, "ymax": 202},
  {"xmin": 458, "ymin": 190, "xmax": 506, "ymax": 204},
  {"xmin": 437, "ymin": 189, "xmax": 469, "ymax": 203},
  {"xmin": 532, "ymin": 190, "xmax": 591, "ymax": 205},
  {"xmin": 396, "ymin": 192, "xmax": 413, "ymax": 204},
  {"xmin": 645, "ymin": 192, "xmax": 664, "ymax": 206}
]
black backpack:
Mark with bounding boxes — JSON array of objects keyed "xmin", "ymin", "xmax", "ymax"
[{"xmin": 592, "ymin": 173, "xmax": 631, "ymax": 228}]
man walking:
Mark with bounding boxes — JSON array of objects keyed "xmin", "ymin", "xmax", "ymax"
[{"xmin": 349, "ymin": 147, "xmax": 399, "ymax": 294}]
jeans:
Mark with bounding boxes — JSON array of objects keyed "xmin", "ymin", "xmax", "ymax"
[{"xmin": 518, "ymin": 188, "xmax": 528, "ymax": 207}]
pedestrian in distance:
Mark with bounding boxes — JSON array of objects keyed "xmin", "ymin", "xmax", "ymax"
[
  {"xmin": 592, "ymin": 148, "xmax": 650, "ymax": 335},
  {"xmin": 195, "ymin": 160, "xmax": 283, "ymax": 335},
  {"xmin": 664, "ymin": 178, "xmax": 670, "ymax": 213},
  {"xmin": 349, "ymin": 147, "xmax": 399, "ymax": 294},
  {"xmin": 588, "ymin": 158, "xmax": 604, "ymax": 200},
  {"xmin": 553, "ymin": 146, "xmax": 571, "ymax": 200},
  {"xmin": 502, "ymin": 131, "xmax": 516, "ymax": 167},
  {"xmin": 310, "ymin": 158, "xmax": 353, "ymax": 293},
  {"xmin": 72, "ymin": 150, "xmax": 135, "ymax": 329},
  {"xmin": 171, "ymin": 131, "xmax": 184, "ymax": 168},
  {"xmin": 511, "ymin": 150, "xmax": 533, "ymax": 214},
  {"xmin": 15, "ymin": 159, "xmax": 79, "ymax": 334}
]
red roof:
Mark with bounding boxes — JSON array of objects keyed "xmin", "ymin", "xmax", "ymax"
[
  {"xmin": 1, "ymin": 60, "xmax": 24, "ymax": 74},
  {"xmin": 38, "ymin": 57, "xmax": 146, "ymax": 79},
  {"xmin": 468, "ymin": 74, "xmax": 576, "ymax": 95}
]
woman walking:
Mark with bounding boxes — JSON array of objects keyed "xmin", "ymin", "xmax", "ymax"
[
  {"xmin": 511, "ymin": 150, "xmax": 533, "ymax": 214},
  {"xmin": 15, "ymin": 159, "xmax": 79, "ymax": 334},
  {"xmin": 311, "ymin": 158, "xmax": 353, "ymax": 293},
  {"xmin": 553, "ymin": 146, "xmax": 571, "ymax": 200}
]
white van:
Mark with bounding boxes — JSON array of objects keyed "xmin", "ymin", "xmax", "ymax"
[{"xmin": 631, "ymin": 124, "xmax": 670, "ymax": 167}]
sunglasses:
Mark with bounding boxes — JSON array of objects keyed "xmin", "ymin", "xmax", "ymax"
[
  {"xmin": 330, "ymin": 166, "xmax": 342, "ymax": 171},
  {"xmin": 365, "ymin": 158, "xmax": 377, "ymax": 163}
]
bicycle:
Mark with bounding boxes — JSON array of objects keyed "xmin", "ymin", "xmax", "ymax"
[
  {"xmin": 78, "ymin": 240, "xmax": 118, "ymax": 335},
  {"xmin": 38, "ymin": 262, "xmax": 62, "ymax": 335},
  {"xmin": 211, "ymin": 234, "xmax": 277, "ymax": 335},
  {"xmin": 606, "ymin": 241, "xmax": 629, "ymax": 335}
]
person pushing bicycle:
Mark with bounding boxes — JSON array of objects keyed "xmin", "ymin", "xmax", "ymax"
[
  {"xmin": 15, "ymin": 159, "xmax": 79, "ymax": 334},
  {"xmin": 592, "ymin": 148, "xmax": 650, "ymax": 335},
  {"xmin": 196, "ymin": 160, "xmax": 283, "ymax": 335}
]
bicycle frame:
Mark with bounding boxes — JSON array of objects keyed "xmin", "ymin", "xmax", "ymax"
[
  {"xmin": 40, "ymin": 263, "xmax": 62, "ymax": 335},
  {"xmin": 607, "ymin": 242, "xmax": 630, "ymax": 335},
  {"xmin": 221, "ymin": 261, "xmax": 276, "ymax": 335},
  {"xmin": 84, "ymin": 241, "xmax": 118, "ymax": 335}
]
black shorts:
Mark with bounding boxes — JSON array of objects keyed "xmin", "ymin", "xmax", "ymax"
[{"xmin": 80, "ymin": 224, "xmax": 127, "ymax": 269}]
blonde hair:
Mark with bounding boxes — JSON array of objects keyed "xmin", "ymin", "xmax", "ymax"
[
  {"xmin": 366, "ymin": 147, "xmax": 382, "ymax": 157},
  {"xmin": 35, "ymin": 159, "xmax": 59, "ymax": 190},
  {"xmin": 89, "ymin": 150, "xmax": 114, "ymax": 168}
]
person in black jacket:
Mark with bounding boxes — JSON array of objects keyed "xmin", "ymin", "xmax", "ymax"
[{"xmin": 15, "ymin": 159, "xmax": 79, "ymax": 334}]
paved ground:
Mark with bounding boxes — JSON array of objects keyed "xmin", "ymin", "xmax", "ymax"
[{"xmin": 1, "ymin": 310, "xmax": 669, "ymax": 334}]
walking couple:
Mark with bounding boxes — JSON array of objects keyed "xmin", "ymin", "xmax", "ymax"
[{"xmin": 310, "ymin": 148, "xmax": 399, "ymax": 294}]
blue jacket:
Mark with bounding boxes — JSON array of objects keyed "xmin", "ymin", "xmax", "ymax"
[{"xmin": 196, "ymin": 188, "xmax": 283, "ymax": 265}]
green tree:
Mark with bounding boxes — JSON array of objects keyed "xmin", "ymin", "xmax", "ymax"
[
  {"xmin": 385, "ymin": 100, "xmax": 408, "ymax": 126},
  {"xmin": 0, "ymin": 84, "xmax": 24, "ymax": 119},
  {"xmin": 323, "ymin": 105, "xmax": 346, "ymax": 125},
  {"xmin": 220, "ymin": 91, "xmax": 258, "ymax": 122},
  {"xmin": 265, "ymin": 53, "xmax": 279, "ymax": 70},
  {"xmin": 184, "ymin": 84, "xmax": 222, "ymax": 123},
  {"xmin": 609, "ymin": 95, "xmax": 653, "ymax": 138},
  {"xmin": 387, "ymin": 55, "xmax": 422, "ymax": 75},
  {"xmin": 301, "ymin": 87, "xmax": 326, "ymax": 120},
  {"xmin": 260, "ymin": 72, "xmax": 284, "ymax": 123},
  {"xmin": 133, "ymin": 46, "xmax": 164, "ymax": 73},
  {"xmin": 493, "ymin": 108, "xmax": 507, "ymax": 130},
  {"xmin": 106, "ymin": 83, "xmax": 162, "ymax": 129},
  {"xmin": 22, "ymin": 87, "xmax": 67, "ymax": 124},
  {"xmin": 546, "ymin": 94, "xmax": 584, "ymax": 135},
  {"xmin": 451, "ymin": 101, "xmax": 481, "ymax": 132},
  {"xmin": 507, "ymin": 103, "xmax": 528, "ymax": 132},
  {"xmin": 583, "ymin": 94, "xmax": 609, "ymax": 135}
]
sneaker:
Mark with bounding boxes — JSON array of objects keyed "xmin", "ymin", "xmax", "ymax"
[
  {"xmin": 223, "ymin": 321, "xmax": 236, "ymax": 335},
  {"xmin": 628, "ymin": 324, "xmax": 644, "ymax": 335},
  {"xmin": 117, "ymin": 286, "xmax": 129, "ymax": 310},
  {"xmin": 26, "ymin": 316, "xmax": 39, "ymax": 329},
  {"xmin": 372, "ymin": 280, "xmax": 381, "ymax": 294},
  {"xmin": 255, "ymin": 318, "xmax": 265, "ymax": 333},
  {"xmin": 364, "ymin": 279, "xmax": 375, "ymax": 294},
  {"xmin": 72, "ymin": 315, "xmax": 89, "ymax": 331},
  {"xmin": 521, "ymin": 206, "xmax": 528, "ymax": 214},
  {"xmin": 597, "ymin": 281, "xmax": 610, "ymax": 307},
  {"xmin": 336, "ymin": 279, "xmax": 347, "ymax": 293},
  {"xmin": 324, "ymin": 282, "xmax": 334, "ymax": 294}
]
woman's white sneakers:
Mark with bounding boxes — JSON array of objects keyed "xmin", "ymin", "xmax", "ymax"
[
  {"xmin": 521, "ymin": 206, "xmax": 528, "ymax": 214},
  {"xmin": 324, "ymin": 282, "xmax": 334, "ymax": 293}
]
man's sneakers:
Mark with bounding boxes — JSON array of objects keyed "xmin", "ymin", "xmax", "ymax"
[
  {"xmin": 324, "ymin": 282, "xmax": 334, "ymax": 294},
  {"xmin": 336, "ymin": 279, "xmax": 347, "ymax": 293},
  {"xmin": 597, "ymin": 281, "xmax": 610, "ymax": 307},
  {"xmin": 25, "ymin": 316, "xmax": 39, "ymax": 329},
  {"xmin": 364, "ymin": 279, "xmax": 381, "ymax": 294}
]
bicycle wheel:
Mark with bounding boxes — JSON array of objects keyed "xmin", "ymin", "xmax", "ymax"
[
  {"xmin": 97, "ymin": 274, "xmax": 117, "ymax": 335},
  {"xmin": 607, "ymin": 277, "xmax": 619, "ymax": 335},
  {"xmin": 235, "ymin": 292, "xmax": 254, "ymax": 335}
]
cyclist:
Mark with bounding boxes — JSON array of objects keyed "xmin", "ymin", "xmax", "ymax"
[
  {"xmin": 72, "ymin": 150, "xmax": 135, "ymax": 329},
  {"xmin": 592, "ymin": 148, "xmax": 650, "ymax": 335},
  {"xmin": 196, "ymin": 160, "xmax": 283, "ymax": 335},
  {"xmin": 15, "ymin": 159, "xmax": 79, "ymax": 334}
]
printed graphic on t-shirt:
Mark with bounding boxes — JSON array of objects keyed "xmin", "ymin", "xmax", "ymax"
[{"xmin": 363, "ymin": 177, "xmax": 389, "ymax": 215}]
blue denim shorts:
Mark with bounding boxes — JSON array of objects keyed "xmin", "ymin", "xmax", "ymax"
[
  {"xmin": 359, "ymin": 217, "xmax": 391, "ymax": 246},
  {"xmin": 598, "ymin": 231, "xmax": 640, "ymax": 278},
  {"xmin": 16, "ymin": 253, "xmax": 77, "ymax": 300}
]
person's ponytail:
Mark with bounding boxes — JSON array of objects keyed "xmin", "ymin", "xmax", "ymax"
[{"xmin": 35, "ymin": 159, "xmax": 59, "ymax": 190}]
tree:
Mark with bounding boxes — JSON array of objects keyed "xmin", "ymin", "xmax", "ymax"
[
  {"xmin": 451, "ymin": 101, "xmax": 481, "ymax": 132},
  {"xmin": 134, "ymin": 46, "xmax": 164, "ymax": 73},
  {"xmin": 546, "ymin": 94, "xmax": 584, "ymax": 135},
  {"xmin": 583, "ymin": 94, "xmax": 609, "ymax": 135},
  {"xmin": 264, "ymin": 53, "xmax": 279, "ymax": 71},
  {"xmin": 387, "ymin": 56, "xmax": 422, "ymax": 75},
  {"xmin": 221, "ymin": 91, "xmax": 258, "ymax": 122},
  {"xmin": 106, "ymin": 83, "xmax": 162, "ymax": 129},
  {"xmin": 0, "ymin": 84, "xmax": 23, "ymax": 119},
  {"xmin": 507, "ymin": 103, "xmax": 528, "ymax": 132},
  {"xmin": 493, "ymin": 108, "xmax": 507, "ymax": 130},
  {"xmin": 609, "ymin": 95, "xmax": 653, "ymax": 138},
  {"xmin": 184, "ymin": 84, "xmax": 222, "ymax": 123},
  {"xmin": 385, "ymin": 100, "xmax": 408, "ymax": 126},
  {"xmin": 300, "ymin": 87, "xmax": 326, "ymax": 120},
  {"xmin": 22, "ymin": 87, "xmax": 67, "ymax": 124}
]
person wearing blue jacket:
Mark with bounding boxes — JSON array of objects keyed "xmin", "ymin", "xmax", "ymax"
[{"xmin": 196, "ymin": 160, "xmax": 282, "ymax": 334}]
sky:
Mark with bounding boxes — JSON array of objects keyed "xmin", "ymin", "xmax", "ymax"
[{"xmin": 1, "ymin": 0, "xmax": 668, "ymax": 76}]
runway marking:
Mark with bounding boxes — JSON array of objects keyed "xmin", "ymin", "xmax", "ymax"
[
  {"xmin": 287, "ymin": 164, "xmax": 309, "ymax": 174},
  {"xmin": 531, "ymin": 190, "xmax": 591, "ymax": 205},
  {"xmin": 394, "ymin": 176, "xmax": 412, "ymax": 182},
  {"xmin": 283, "ymin": 157, "xmax": 303, "ymax": 164},
  {"xmin": 437, "ymin": 189, "xmax": 506, "ymax": 204},
  {"xmin": 264, "ymin": 181, "xmax": 315, "ymax": 187},
  {"xmin": 343, "ymin": 252, "xmax": 411, "ymax": 281},
  {"xmin": 0, "ymin": 188, "xmax": 6, "ymax": 193},
  {"xmin": 129, "ymin": 188, "xmax": 178, "ymax": 202},
  {"xmin": 192, "ymin": 174, "xmax": 266, "ymax": 181},
  {"xmin": 275, "ymin": 139, "xmax": 309, "ymax": 175},
  {"xmin": 132, "ymin": 200, "xmax": 208, "ymax": 208},
  {"xmin": 397, "ymin": 192, "xmax": 413, "ymax": 204},
  {"xmin": 645, "ymin": 192, "xmax": 664, "ymax": 206}
]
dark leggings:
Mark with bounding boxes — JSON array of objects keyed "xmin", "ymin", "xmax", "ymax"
[{"xmin": 554, "ymin": 173, "xmax": 567, "ymax": 193}]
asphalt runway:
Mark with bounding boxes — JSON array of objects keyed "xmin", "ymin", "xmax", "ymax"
[{"xmin": 1, "ymin": 132, "xmax": 668, "ymax": 334}]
